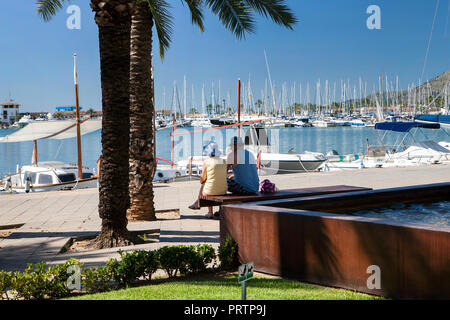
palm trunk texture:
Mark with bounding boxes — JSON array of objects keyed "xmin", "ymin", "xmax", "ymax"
[
  {"xmin": 127, "ymin": 2, "xmax": 157, "ymax": 221},
  {"xmin": 90, "ymin": 0, "xmax": 140, "ymax": 248}
]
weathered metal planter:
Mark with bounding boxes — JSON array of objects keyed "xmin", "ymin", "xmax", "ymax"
[{"xmin": 221, "ymin": 183, "xmax": 450, "ymax": 299}]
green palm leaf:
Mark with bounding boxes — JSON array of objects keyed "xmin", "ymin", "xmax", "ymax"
[
  {"xmin": 243, "ymin": 0, "xmax": 297, "ymax": 29},
  {"xmin": 36, "ymin": 0, "xmax": 69, "ymax": 21},
  {"xmin": 145, "ymin": 0, "xmax": 175, "ymax": 60},
  {"xmin": 205, "ymin": 0, "xmax": 256, "ymax": 39},
  {"xmin": 182, "ymin": 0, "xmax": 205, "ymax": 32}
]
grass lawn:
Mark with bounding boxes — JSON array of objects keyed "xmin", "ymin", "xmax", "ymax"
[{"xmin": 66, "ymin": 273, "xmax": 383, "ymax": 300}]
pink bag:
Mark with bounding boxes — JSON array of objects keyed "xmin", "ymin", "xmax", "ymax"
[{"xmin": 260, "ymin": 179, "xmax": 276, "ymax": 193}]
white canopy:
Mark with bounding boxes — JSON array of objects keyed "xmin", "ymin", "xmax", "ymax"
[{"xmin": 0, "ymin": 119, "xmax": 102, "ymax": 143}]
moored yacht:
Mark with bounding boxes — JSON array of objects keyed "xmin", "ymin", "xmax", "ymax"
[{"xmin": 1, "ymin": 162, "xmax": 97, "ymax": 193}]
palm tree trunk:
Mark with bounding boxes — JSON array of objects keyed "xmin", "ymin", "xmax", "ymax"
[
  {"xmin": 90, "ymin": 0, "xmax": 138, "ymax": 248},
  {"xmin": 127, "ymin": 2, "xmax": 157, "ymax": 221}
]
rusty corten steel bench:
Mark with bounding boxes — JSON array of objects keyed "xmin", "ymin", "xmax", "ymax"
[{"xmin": 198, "ymin": 185, "xmax": 372, "ymax": 208}]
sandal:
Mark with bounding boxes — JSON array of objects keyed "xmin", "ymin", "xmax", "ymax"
[
  {"xmin": 189, "ymin": 203, "xmax": 201, "ymax": 210},
  {"xmin": 205, "ymin": 213, "xmax": 214, "ymax": 219}
]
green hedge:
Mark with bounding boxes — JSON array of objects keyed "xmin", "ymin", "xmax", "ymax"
[{"xmin": 0, "ymin": 241, "xmax": 238, "ymax": 300}]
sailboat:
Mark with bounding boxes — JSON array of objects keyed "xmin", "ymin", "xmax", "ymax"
[{"xmin": 0, "ymin": 54, "xmax": 100, "ymax": 193}]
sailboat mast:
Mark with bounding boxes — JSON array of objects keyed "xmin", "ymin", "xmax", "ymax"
[{"xmin": 74, "ymin": 53, "xmax": 83, "ymax": 180}]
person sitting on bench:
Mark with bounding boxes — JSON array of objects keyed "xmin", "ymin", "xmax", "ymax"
[
  {"xmin": 189, "ymin": 142, "xmax": 228, "ymax": 218},
  {"xmin": 226, "ymin": 136, "xmax": 260, "ymax": 195}
]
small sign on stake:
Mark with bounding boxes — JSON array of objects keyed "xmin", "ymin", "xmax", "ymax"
[
  {"xmin": 238, "ymin": 262, "xmax": 254, "ymax": 283},
  {"xmin": 238, "ymin": 262, "xmax": 254, "ymax": 300}
]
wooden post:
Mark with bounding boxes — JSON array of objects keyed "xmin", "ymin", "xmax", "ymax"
[
  {"xmin": 33, "ymin": 140, "xmax": 38, "ymax": 166},
  {"xmin": 74, "ymin": 53, "xmax": 83, "ymax": 180}
]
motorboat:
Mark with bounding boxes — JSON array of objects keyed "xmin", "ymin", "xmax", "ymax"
[
  {"xmin": 350, "ymin": 119, "xmax": 366, "ymax": 127},
  {"xmin": 363, "ymin": 121, "xmax": 450, "ymax": 168},
  {"xmin": 1, "ymin": 162, "xmax": 97, "ymax": 193},
  {"xmin": 243, "ymin": 127, "xmax": 327, "ymax": 174},
  {"xmin": 190, "ymin": 118, "xmax": 213, "ymax": 128},
  {"xmin": 312, "ymin": 118, "xmax": 337, "ymax": 128},
  {"xmin": 0, "ymin": 119, "xmax": 102, "ymax": 193}
]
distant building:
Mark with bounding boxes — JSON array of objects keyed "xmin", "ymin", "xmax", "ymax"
[
  {"xmin": 1, "ymin": 100, "xmax": 20, "ymax": 124},
  {"xmin": 56, "ymin": 106, "xmax": 83, "ymax": 112}
]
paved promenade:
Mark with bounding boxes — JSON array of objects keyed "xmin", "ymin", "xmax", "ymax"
[{"xmin": 1, "ymin": 165, "xmax": 449, "ymax": 272}]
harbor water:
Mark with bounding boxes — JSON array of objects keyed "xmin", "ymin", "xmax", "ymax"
[
  {"xmin": 352, "ymin": 201, "xmax": 450, "ymax": 226},
  {"xmin": 1, "ymin": 126, "xmax": 449, "ymax": 178}
]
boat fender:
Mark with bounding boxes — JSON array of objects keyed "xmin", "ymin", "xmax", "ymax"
[
  {"xmin": 4, "ymin": 178, "xmax": 12, "ymax": 191},
  {"xmin": 25, "ymin": 177, "xmax": 31, "ymax": 193}
]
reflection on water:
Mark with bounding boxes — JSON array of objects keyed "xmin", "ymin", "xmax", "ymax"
[
  {"xmin": 353, "ymin": 201, "xmax": 450, "ymax": 226},
  {"xmin": 1, "ymin": 126, "xmax": 449, "ymax": 177}
]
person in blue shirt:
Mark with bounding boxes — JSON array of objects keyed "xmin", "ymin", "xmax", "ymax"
[{"xmin": 226, "ymin": 136, "xmax": 260, "ymax": 195}]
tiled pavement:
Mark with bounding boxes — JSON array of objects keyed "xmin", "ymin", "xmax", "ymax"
[{"xmin": 0, "ymin": 165, "xmax": 449, "ymax": 271}]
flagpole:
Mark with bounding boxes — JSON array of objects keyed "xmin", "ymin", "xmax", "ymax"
[{"xmin": 74, "ymin": 53, "xmax": 83, "ymax": 180}]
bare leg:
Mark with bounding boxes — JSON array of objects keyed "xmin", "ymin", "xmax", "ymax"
[{"xmin": 189, "ymin": 184, "xmax": 204, "ymax": 210}]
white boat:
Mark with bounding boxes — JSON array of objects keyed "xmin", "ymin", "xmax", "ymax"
[
  {"xmin": 350, "ymin": 119, "xmax": 366, "ymax": 127},
  {"xmin": 363, "ymin": 121, "xmax": 450, "ymax": 168},
  {"xmin": 244, "ymin": 127, "xmax": 327, "ymax": 174},
  {"xmin": 190, "ymin": 118, "xmax": 213, "ymax": 128},
  {"xmin": 312, "ymin": 119, "xmax": 337, "ymax": 128},
  {"xmin": 0, "ymin": 119, "xmax": 102, "ymax": 193},
  {"xmin": 0, "ymin": 55, "xmax": 101, "ymax": 194},
  {"xmin": 1, "ymin": 162, "xmax": 97, "ymax": 193},
  {"xmin": 333, "ymin": 118, "xmax": 351, "ymax": 126},
  {"xmin": 18, "ymin": 115, "xmax": 33, "ymax": 127},
  {"xmin": 153, "ymin": 164, "xmax": 188, "ymax": 182}
]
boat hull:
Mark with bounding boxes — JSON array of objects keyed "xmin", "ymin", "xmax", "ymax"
[
  {"xmin": 259, "ymin": 159, "xmax": 326, "ymax": 174},
  {"xmin": 7, "ymin": 177, "xmax": 98, "ymax": 193}
]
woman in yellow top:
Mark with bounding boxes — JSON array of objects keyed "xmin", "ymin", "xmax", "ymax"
[{"xmin": 189, "ymin": 142, "xmax": 227, "ymax": 218}]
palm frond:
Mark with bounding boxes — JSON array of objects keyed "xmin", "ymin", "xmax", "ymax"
[
  {"xmin": 145, "ymin": 0, "xmax": 175, "ymax": 60},
  {"xmin": 181, "ymin": 0, "xmax": 205, "ymax": 32},
  {"xmin": 205, "ymin": 0, "xmax": 255, "ymax": 39},
  {"xmin": 36, "ymin": 0, "xmax": 69, "ymax": 21},
  {"xmin": 243, "ymin": 0, "xmax": 297, "ymax": 29}
]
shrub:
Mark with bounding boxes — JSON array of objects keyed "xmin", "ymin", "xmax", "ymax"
[
  {"xmin": 158, "ymin": 245, "xmax": 192, "ymax": 277},
  {"xmin": 186, "ymin": 244, "xmax": 217, "ymax": 274},
  {"xmin": 218, "ymin": 237, "xmax": 239, "ymax": 270},
  {"xmin": 106, "ymin": 250, "xmax": 159, "ymax": 286},
  {"xmin": 82, "ymin": 266, "xmax": 112, "ymax": 293},
  {"xmin": 12, "ymin": 262, "xmax": 49, "ymax": 300},
  {"xmin": 47, "ymin": 258, "xmax": 83, "ymax": 298},
  {"xmin": 0, "ymin": 270, "xmax": 13, "ymax": 300},
  {"xmin": 158, "ymin": 245, "xmax": 216, "ymax": 277},
  {"xmin": 10, "ymin": 259, "xmax": 83, "ymax": 300},
  {"xmin": 141, "ymin": 250, "xmax": 159, "ymax": 280}
]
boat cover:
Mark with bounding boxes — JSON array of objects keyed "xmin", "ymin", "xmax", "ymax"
[
  {"xmin": 414, "ymin": 114, "xmax": 450, "ymax": 125},
  {"xmin": 414, "ymin": 141, "xmax": 450, "ymax": 154},
  {"xmin": 374, "ymin": 121, "xmax": 440, "ymax": 132}
]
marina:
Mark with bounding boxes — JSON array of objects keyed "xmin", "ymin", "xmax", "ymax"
[{"xmin": 0, "ymin": 0, "xmax": 449, "ymax": 302}]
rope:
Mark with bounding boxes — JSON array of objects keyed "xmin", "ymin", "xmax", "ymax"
[
  {"xmin": 445, "ymin": 0, "xmax": 450, "ymax": 37},
  {"xmin": 168, "ymin": 120, "xmax": 262, "ymax": 136},
  {"xmin": 156, "ymin": 157, "xmax": 177, "ymax": 166},
  {"xmin": 420, "ymin": 0, "xmax": 440, "ymax": 82},
  {"xmin": 54, "ymin": 140, "xmax": 64, "ymax": 159}
]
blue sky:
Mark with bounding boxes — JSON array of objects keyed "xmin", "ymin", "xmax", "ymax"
[{"xmin": 0, "ymin": 0, "xmax": 449, "ymax": 112}]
